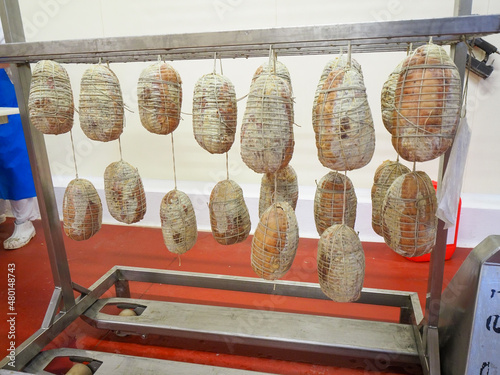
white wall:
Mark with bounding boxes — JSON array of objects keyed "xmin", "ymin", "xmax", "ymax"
[{"xmin": 17, "ymin": 0, "xmax": 500, "ymax": 248}]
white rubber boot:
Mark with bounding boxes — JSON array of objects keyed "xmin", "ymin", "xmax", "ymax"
[{"xmin": 3, "ymin": 221, "xmax": 35, "ymax": 250}]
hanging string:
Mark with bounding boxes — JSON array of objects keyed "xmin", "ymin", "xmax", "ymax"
[
  {"xmin": 413, "ymin": 161, "xmax": 416, "ymax": 172},
  {"xmin": 178, "ymin": 254, "xmax": 182, "ymax": 267},
  {"xmin": 118, "ymin": 137, "xmax": 123, "ymax": 161},
  {"xmin": 342, "ymin": 170, "xmax": 348, "ymax": 225},
  {"xmin": 213, "ymin": 52, "xmax": 217, "ymax": 75},
  {"xmin": 347, "ymin": 41, "xmax": 352, "ymax": 68},
  {"xmin": 219, "ymin": 55, "xmax": 224, "ymax": 76},
  {"xmin": 461, "ymin": 37, "xmax": 473, "ymax": 119},
  {"xmin": 69, "ymin": 130, "xmax": 79, "ymax": 179},
  {"xmin": 170, "ymin": 132, "xmax": 178, "ymax": 190},
  {"xmin": 226, "ymin": 152, "xmax": 229, "ymax": 180}
]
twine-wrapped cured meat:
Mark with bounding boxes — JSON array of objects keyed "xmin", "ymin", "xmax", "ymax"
[
  {"xmin": 381, "ymin": 171, "xmax": 437, "ymax": 257},
  {"xmin": 160, "ymin": 189, "xmax": 197, "ymax": 255},
  {"xmin": 79, "ymin": 64, "xmax": 123, "ymax": 142},
  {"xmin": 371, "ymin": 160, "xmax": 410, "ymax": 236},
  {"xmin": 314, "ymin": 171, "xmax": 357, "ymax": 235},
  {"xmin": 391, "ymin": 43, "xmax": 461, "ymax": 162},
  {"xmin": 251, "ymin": 60, "xmax": 292, "ymax": 92},
  {"xmin": 251, "ymin": 202, "xmax": 299, "ymax": 280},
  {"xmin": 193, "ymin": 73, "xmax": 237, "ymax": 154},
  {"xmin": 314, "ymin": 64, "xmax": 375, "ymax": 171},
  {"xmin": 137, "ymin": 62, "xmax": 182, "ymax": 135},
  {"xmin": 104, "ymin": 160, "xmax": 146, "ymax": 224},
  {"xmin": 317, "ymin": 224, "xmax": 365, "ymax": 302},
  {"xmin": 28, "ymin": 60, "xmax": 74, "ymax": 135},
  {"xmin": 209, "ymin": 179, "xmax": 251, "ymax": 245},
  {"xmin": 241, "ymin": 74, "xmax": 294, "ymax": 174},
  {"xmin": 380, "ymin": 61, "xmax": 404, "ymax": 134},
  {"xmin": 63, "ymin": 178, "xmax": 102, "ymax": 241},
  {"xmin": 312, "ymin": 56, "xmax": 362, "ymax": 133},
  {"xmin": 259, "ymin": 165, "xmax": 298, "ymax": 218}
]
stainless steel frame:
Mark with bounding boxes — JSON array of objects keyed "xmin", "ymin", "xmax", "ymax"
[{"xmin": 0, "ymin": 0, "xmax": 497, "ymax": 373}]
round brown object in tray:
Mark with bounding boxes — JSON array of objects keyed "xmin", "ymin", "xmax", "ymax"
[
  {"xmin": 314, "ymin": 64, "xmax": 375, "ymax": 171},
  {"xmin": 66, "ymin": 363, "xmax": 92, "ymax": 375},
  {"xmin": 380, "ymin": 60, "xmax": 404, "ymax": 134},
  {"xmin": 193, "ymin": 73, "xmax": 237, "ymax": 154},
  {"xmin": 63, "ymin": 178, "xmax": 102, "ymax": 241},
  {"xmin": 391, "ymin": 43, "xmax": 461, "ymax": 162},
  {"xmin": 371, "ymin": 160, "xmax": 410, "ymax": 236},
  {"xmin": 160, "ymin": 189, "xmax": 197, "ymax": 255},
  {"xmin": 317, "ymin": 224, "xmax": 365, "ymax": 303},
  {"xmin": 209, "ymin": 179, "xmax": 251, "ymax": 245},
  {"xmin": 251, "ymin": 201, "xmax": 299, "ymax": 280},
  {"xmin": 28, "ymin": 60, "xmax": 74, "ymax": 135},
  {"xmin": 381, "ymin": 171, "xmax": 437, "ymax": 257},
  {"xmin": 79, "ymin": 64, "xmax": 123, "ymax": 142},
  {"xmin": 259, "ymin": 165, "xmax": 298, "ymax": 218},
  {"xmin": 314, "ymin": 171, "xmax": 357, "ymax": 236},
  {"xmin": 241, "ymin": 74, "xmax": 294, "ymax": 174},
  {"xmin": 104, "ymin": 160, "xmax": 147, "ymax": 224},
  {"xmin": 312, "ymin": 55, "xmax": 363, "ymax": 133},
  {"xmin": 138, "ymin": 62, "xmax": 182, "ymax": 135}
]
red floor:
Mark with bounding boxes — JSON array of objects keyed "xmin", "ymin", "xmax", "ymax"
[{"xmin": 0, "ymin": 218, "xmax": 470, "ymax": 374}]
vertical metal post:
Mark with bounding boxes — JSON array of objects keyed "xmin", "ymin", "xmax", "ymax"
[
  {"xmin": 423, "ymin": 0, "xmax": 472, "ymax": 373},
  {"xmin": 0, "ymin": 0, "xmax": 75, "ymax": 310}
]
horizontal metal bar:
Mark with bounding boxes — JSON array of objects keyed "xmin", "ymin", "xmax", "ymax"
[
  {"xmin": 115, "ymin": 266, "xmax": 418, "ymax": 309},
  {"xmin": 25, "ymin": 348, "xmax": 270, "ymax": 374},
  {"xmin": 83, "ymin": 297, "xmax": 420, "ymax": 363},
  {"xmin": 0, "ymin": 15, "xmax": 498, "ymax": 64}
]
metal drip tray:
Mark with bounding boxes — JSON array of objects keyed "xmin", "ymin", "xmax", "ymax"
[{"xmin": 82, "ymin": 297, "xmax": 420, "ymax": 363}]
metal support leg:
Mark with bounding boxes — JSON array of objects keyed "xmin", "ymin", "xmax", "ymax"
[{"xmin": 0, "ymin": 0, "xmax": 75, "ymax": 310}]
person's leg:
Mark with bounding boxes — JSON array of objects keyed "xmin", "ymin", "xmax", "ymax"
[{"xmin": 4, "ymin": 197, "xmax": 36, "ymax": 250}]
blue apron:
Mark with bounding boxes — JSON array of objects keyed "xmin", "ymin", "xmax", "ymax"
[{"xmin": 0, "ymin": 68, "xmax": 36, "ymax": 200}]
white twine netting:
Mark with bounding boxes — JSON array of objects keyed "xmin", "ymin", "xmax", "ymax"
[
  {"xmin": 251, "ymin": 60, "xmax": 293, "ymax": 93},
  {"xmin": 160, "ymin": 189, "xmax": 197, "ymax": 255},
  {"xmin": 259, "ymin": 165, "xmax": 298, "ymax": 218},
  {"xmin": 317, "ymin": 224, "xmax": 365, "ymax": 303},
  {"xmin": 193, "ymin": 73, "xmax": 237, "ymax": 154},
  {"xmin": 63, "ymin": 178, "xmax": 102, "ymax": 241},
  {"xmin": 314, "ymin": 171, "xmax": 357, "ymax": 235},
  {"xmin": 79, "ymin": 64, "xmax": 124, "ymax": 142},
  {"xmin": 104, "ymin": 160, "xmax": 147, "ymax": 225},
  {"xmin": 312, "ymin": 55, "xmax": 363, "ymax": 132},
  {"xmin": 313, "ymin": 64, "xmax": 375, "ymax": 171},
  {"xmin": 138, "ymin": 62, "xmax": 182, "ymax": 135},
  {"xmin": 381, "ymin": 171, "xmax": 437, "ymax": 257},
  {"xmin": 28, "ymin": 60, "xmax": 74, "ymax": 135},
  {"xmin": 241, "ymin": 74, "xmax": 294, "ymax": 174},
  {"xmin": 392, "ymin": 43, "xmax": 461, "ymax": 162},
  {"xmin": 251, "ymin": 201, "xmax": 299, "ymax": 280},
  {"xmin": 209, "ymin": 179, "xmax": 251, "ymax": 245},
  {"xmin": 371, "ymin": 160, "xmax": 411, "ymax": 237}
]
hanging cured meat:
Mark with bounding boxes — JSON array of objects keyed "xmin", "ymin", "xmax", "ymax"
[
  {"xmin": 390, "ymin": 43, "xmax": 461, "ymax": 162},
  {"xmin": 192, "ymin": 73, "xmax": 237, "ymax": 154},
  {"xmin": 251, "ymin": 202, "xmax": 299, "ymax": 280},
  {"xmin": 29, "ymin": 60, "xmax": 74, "ymax": 135},
  {"xmin": 209, "ymin": 179, "xmax": 251, "ymax": 245},
  {"xmin": 79, "ymin": 64, "xmax": 124, "ymax": 142},
  {"xmin": 313, "ymin": 62, "xmax": 375, "ymax": 171},
  {"xmin": 381, "ymin": 171, "xmax": 437, "ymax": 257},
  {"xmin": 137, "ymin": 62, "xmax": 182, "ymax": 135}
]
